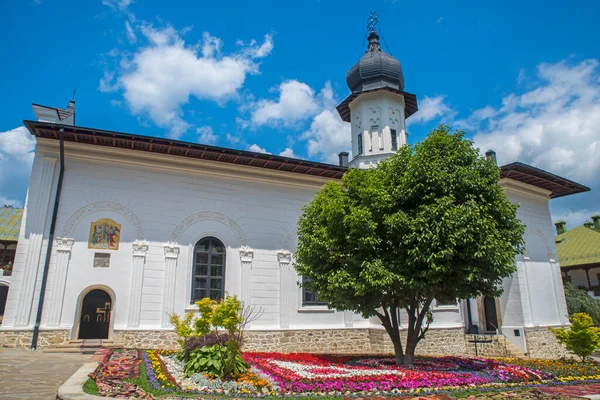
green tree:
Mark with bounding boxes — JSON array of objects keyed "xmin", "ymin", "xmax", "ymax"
[
  {"xmin": 563, "ymin": 282, "xmax": 600, "ymax": 325},
  {"xmin": 295, "ymin": 125, "xmax": 525, "ymax": 366},
  {"xmin": 551, "ymin": 313, "xmax": 600, "ymax": 361}
]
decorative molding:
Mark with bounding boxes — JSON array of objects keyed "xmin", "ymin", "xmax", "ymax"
[
  {"xmin": 170, "ymin": 211, "xmax": 247, "ymax": 245},
  {"xmin": 132, "ymin": 240, "xmax": 149, "ymax": 257},
  {"xmin": 239, "ymin": 246, "xmax": 254, "ymax": 263},
  {"xmin": 164, "ymin": 243, "xmax": 180, "ymax": 259},
  {"xmin": 55, "ymin": 237, "xmax": 74, "ymax": 252},
  {"xmin": 61, "ymin": 201, "xmax": 144, "ymax": 239},
  {"xmin": 277, "ymin": 250, "xmax": 292, "ymax": 265}
]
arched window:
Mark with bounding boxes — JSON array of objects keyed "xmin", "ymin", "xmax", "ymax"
[{"xmin": 192, "ymin": 237, "xmax": 226, "ymax": 302}]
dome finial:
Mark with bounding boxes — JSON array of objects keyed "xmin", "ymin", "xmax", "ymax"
[{"xmin": 367, "ymin": 30, "xmax": 381, "ymax": 52}]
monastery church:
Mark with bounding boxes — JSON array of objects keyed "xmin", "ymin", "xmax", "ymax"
[{"xmin": 0, "ymin": 28, "xmax": 590, "ymax": 357}]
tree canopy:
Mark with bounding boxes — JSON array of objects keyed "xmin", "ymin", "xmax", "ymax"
[{"xmin": 294, "ymin": 125, "xmax": 525, "ymax": 365}]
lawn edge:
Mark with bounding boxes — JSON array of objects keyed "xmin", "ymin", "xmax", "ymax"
[{"xmin": 57, "ymin": 360, "xmax": 106, "ymax": 400}]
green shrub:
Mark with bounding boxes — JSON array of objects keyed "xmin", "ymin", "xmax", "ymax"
[
  {"xmin": 550, "ymin": 312, "xmax": 600, "ymax": 361},
  {"xmin": 184, "ymin": 342, "xmax": 248, "ymax": 379},
  {"xmin": 564, "ymin": 282, "xmax": 600, "ymax": 325}
]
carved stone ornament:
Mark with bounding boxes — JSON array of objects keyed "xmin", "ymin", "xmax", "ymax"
[
  {"xmin": 133, "ymin": 240, "xmax": 149, "ymax": 257},
  {"xmin": 277, "ymin": 249, "xmax": 292, "ymax": 265},
  {"xmin": 56, "ymin": 237, "xmax": 75, "ymax": 252},
  {"xmin": 239, "ymin": 246, "xmax": 254, "ymax": 263},
  {"xmin": 164, "ymin": 243, "xmax": 180, "ymax": 259}
]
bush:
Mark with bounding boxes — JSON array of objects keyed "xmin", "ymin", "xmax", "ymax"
[
  {"xmin": 550, "ymin": 312, "xmax": 600, "ymax": 361},
  {"xmin": 184, "ymin": 342, "xmax": 248, "ymax": 379},
  {"xmin": 564, "ymin": 282, "xmax": 600, "ymax": 325},
  {"xmin": 169, "ymin": 294, "xmax": 259, "ymax": 380},
  {"xmin": 181, "ymin": 333, "xmax": 230, "ymax": 362}
]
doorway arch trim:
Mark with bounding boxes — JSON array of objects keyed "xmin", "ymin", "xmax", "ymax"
[{"xmin": 72, "ymin": 285, "xmax": 116, "ymax": 340}]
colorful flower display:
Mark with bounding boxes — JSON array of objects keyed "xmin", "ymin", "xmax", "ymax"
[{"xmin": 97, "ymin": 350, "xmax": 600, "ymax": 398}]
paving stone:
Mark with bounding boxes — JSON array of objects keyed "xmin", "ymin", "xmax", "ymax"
[{"xmin": 0, "ymin": 348, "xmax": 89, "ymax": 400}]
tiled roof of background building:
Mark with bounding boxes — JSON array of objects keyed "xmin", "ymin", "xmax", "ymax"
[
  {"xmin": 0, "ymin": 207, "xmax": 23, "ymax": 241},
  {"xmin": 556, "ymin": 223, "xmax": 600, "ymax": 267}
]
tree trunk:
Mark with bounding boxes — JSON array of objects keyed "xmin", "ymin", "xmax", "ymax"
[
  {"xmin": 404, "ymin": 336, "xmax": 417, "ymax": 366},
  {"xmin": 391, "ymin": 332, "xmax": 404, "ymax": 366}
]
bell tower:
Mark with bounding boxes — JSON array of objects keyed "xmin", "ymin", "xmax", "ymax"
[{"xmin": 336, "ymin": 15, "xmax": 418, "ymax": 169}]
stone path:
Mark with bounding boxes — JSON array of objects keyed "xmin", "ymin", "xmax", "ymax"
[{"xmin": 0, "ymin": 348, "xmax": 89, "ymax": 400}]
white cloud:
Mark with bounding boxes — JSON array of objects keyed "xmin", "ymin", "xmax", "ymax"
[
  {"xmin": 408, "ymin": 95, "xmax": 455, "ymax": 126},
  {"xmin": 0, "ymin": 126, "xmax": 36, "ymax": 208},
  {"xmin": 248, "ymin": 144, "xmax": 271, "ymax": 154},
  {"xmin": 552, "ymin": 209, "xmax": 600, "ymax": 230},
  {"xmin": 102, "ymin": 0, "xmax": 133, "ymax": 11},
  {"xmin": 0, "ymin": 196, "xmax": 22, "ymax": 208},
  {"xmin": 251, "ymin": 80, "xmax": 320, "ymax": 126},
  {"xmin": 197, "ymin": 126, "xmax": 218, "ymax": 145},
  {"xmin": 104, "ymin": 24, "xmax": 274, "ymax": 139},
  {"xmin": 301, "ymin": 109, "xmax": 351, "ymax": 164},
  {"xmin": 0, "ymin": 126, "xmax": 36, "ymax": 163},
  {"xmin": 279, "ymin": 148, "xmax": 297, "ymax": 158},
  {"xmin": 125, "ymin": 21, "xmax": 137, "ymax": 43},
  {"xmin": 467, "ymin": 59, "xmax": 600, "ymax": 184},
  {"xmin": 98, "ymin": 71, "xmax": 119, "ymax": 93}
]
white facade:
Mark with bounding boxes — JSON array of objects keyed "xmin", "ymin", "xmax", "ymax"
[{"xmin": 0, "ymin": 132, "xmax": 569, "ymax": 354}]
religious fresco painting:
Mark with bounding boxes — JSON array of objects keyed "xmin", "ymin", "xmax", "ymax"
[{"xmin": 88, "ymin": 218, "xmax": 121, "ymax": 250}]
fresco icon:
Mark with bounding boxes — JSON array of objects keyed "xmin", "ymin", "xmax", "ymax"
[{"xmin": 88, "ymin": 218, "xmax": 121, "ymax": 250}]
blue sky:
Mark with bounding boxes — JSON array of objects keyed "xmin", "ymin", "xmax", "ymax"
[{"xmin": 1, "ymin": 0, "xmax": 599, "ymax": 229}]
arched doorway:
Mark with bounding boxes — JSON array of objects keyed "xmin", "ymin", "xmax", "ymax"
[
  {"xmin": 483, "ymin": 296, "xmax": 499, "ymax": 332},
  {"xmin": 0, "ymin": 284, "xmax": 8, "ymax": 324},
  {"xmin": 78, "ymin": 289, "xmax": 112, "ymax": 339}
]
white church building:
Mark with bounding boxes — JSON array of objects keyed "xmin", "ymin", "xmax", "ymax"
[{"xmin": 0, "ymin": 29, "xmax": 590, "ymax": 358}]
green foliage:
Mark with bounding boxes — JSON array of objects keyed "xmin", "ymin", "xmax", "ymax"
[
  {"xmin": 170, "ymin": 294, "xmax": 249, "ymax": 379},
  {"xmin": 295, "ymin": 125, "xmax": 525, "ymax": 365},
  {"xmin": 169, "ymin": 312, "xmax": 195, "ymax": 346},
  {"xmin": 551, "ymin": 313, "xmax": 600, "ymax": 362},
  {"xmin": 564, "ymin": 282, "xmax": 600, "ymax": 325},
  {"xmin": 82, "ymin": 378, "xmax": 99, "ymax": 395},
  {"xmin": 184, "ymin": 342, "xmax": 248, "ymax": 379}
]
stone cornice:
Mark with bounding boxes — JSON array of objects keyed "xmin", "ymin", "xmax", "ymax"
[
  {"xmin": 55, "ymin": 237, "xmax": 74, "ymax": 252},
  {"xmin": 36, "ymin": 140, "xmax": 337, "ymax": 190},
  {"xmin": 239, "ymin": 246, "xmax": 254, "ymax": 263},
  {"xmin": 277, "ymin": 250, "xmax": 292, "ymax": 265},
  {"xmin": 164, "ymin": 243, "xmax": 180, "ymax": 259},
  {"xmin": 132, "ymin": 240, "xmax": 149, "ymax": 257}
]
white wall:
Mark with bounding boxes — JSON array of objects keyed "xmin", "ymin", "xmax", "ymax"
[{"xmin": 498, "ymin": 180, "xmax": 570, "ymax": 353}]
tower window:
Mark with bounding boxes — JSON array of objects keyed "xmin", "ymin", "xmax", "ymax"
[
  {"xmin": 391, "ymin": 129, "xmax": 398, "ymax": 151},
  {"xmin": 357, "ymin": 133, "xmax": 363, "ymax": 155}
]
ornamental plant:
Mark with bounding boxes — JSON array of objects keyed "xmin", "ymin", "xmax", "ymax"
[
  {"xmin": 551, "ymin": 312, "xmax": 600, "ymax": 362},
  {"xmin": 169, "ymin": 294, "xmax": 254, "ymax": 379},
  {"xmin": 295, "ymin": 125, "xmax": 525, "ymax": 366}
]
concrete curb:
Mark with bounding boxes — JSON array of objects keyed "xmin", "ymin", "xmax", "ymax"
[{"xmin": 57, "ymin": 361, "xmax": 106, "ymax": 400}]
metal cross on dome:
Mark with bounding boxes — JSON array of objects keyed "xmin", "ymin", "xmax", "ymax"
[{"xmin": 366, "ymin": 11, "xmax": 379, "ymax": 32}]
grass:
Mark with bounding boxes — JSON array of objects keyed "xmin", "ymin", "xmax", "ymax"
[{"xmin": 82, "ymin": 378, "xmax": 99, "ymax": 395}]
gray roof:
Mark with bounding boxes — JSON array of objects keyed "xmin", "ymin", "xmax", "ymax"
[{"xmin": 346, "ymin": 31, "xmax": 404, "ymax": 93}]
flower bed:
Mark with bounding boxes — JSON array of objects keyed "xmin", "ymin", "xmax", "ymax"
[
  {"xmin": 126, "ymin": 350, "xmax": 600, "ymax": 398},
  {"xmin": 88, "ymin": 349, "xmax": 153, "ymax": 399}
]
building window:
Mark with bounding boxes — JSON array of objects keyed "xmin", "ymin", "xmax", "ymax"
[
  {"xmin": 435, "ymin": 298, "xmax": 457, "ymax": 307},
  {"xmin": 357, "ymin": 133, "xmax": 363, "ymax": 155},
  {"xmin": 302, "ymin": 276, "xmax": 327, "ymax": 306},
  {"xmin": 0, "ymin": 242, "xmax": 16, "ymax": 276},
  {"xmin": 192, "ymin": 237, "xmax": 226, "ymax": 303},
  {"xmin": 391, "ymin": 129, "xmax": 398, "ymax": 151}
]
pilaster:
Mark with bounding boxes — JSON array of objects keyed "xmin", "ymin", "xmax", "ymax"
[
  {"xmin": 46, "ymin": 237, "xmax": 74, "ymax": 327},
  {"xmin": 239, "ymin": 246, "xmax": 254, "ymax": 307},
  {"xmin": 162, "ymin": 243, "xmax": 179, "ymax": 327},
  {"xmin": 15, "ymin": 157, "xmax": 57, "ymax": 328},
  {"xmin": 277, "ymin": 250, "xmax": 292, "ymax": 329},
  {"xmin": 128, "ymin": 240, "xmax": 149, "ymax": 328}
]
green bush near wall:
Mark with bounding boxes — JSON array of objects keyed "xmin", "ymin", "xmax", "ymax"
[{"xmin": 564, "ymin": 282, "xmax": 600, "ymax": 325}]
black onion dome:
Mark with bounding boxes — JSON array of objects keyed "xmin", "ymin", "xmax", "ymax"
[{"xmin": 346, "ymin": 30, "xmax": 404, "ymax": 93}]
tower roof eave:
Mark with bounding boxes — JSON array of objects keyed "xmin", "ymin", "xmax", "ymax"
[{"xmin": 336, "ymin": 88, "xmax": 418, "ymax": 123}]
